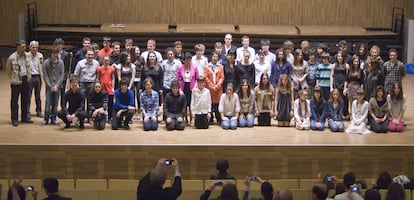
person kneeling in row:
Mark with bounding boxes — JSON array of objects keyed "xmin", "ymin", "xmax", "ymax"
[
  {"xmin": 112, "ymin": 78, "xmax": 135, "ymax": 130},
  {"xmin": 88, "ymin": 81, "xmax": 108, "ymax": 130},
  {"xmin": 294, "ymin": 89, "xmax": 311, "ymax": 130},
  {"xmin": 58, "ymin": 76, "xmax": 87, "ymax": 129},
  {"xmin": 219, "ymin": 83, "xmax": 240, "ymax": 130},
  {"xmin": 140, "ymin": 77, "xmax": 159, "ymax": 131},
  {"xmin": 191, "ymin": 76, "xmax": 211, "ymax": 129},
  {"xmin": 164, "ymin": 81, "xmax": 186, "ymax": 131}
]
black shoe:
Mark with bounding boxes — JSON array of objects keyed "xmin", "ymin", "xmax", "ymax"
[
  {"xmin": 79, "ymin": 124, "xmax": 85, "ymax": 129},
  {"xmin": 209, "ymin": 121, "xmax": 213, "ymax": 125},
  {"xmin": 64, "ymin": 123, "xmax": 70, "ymax": 128},
  {"xmin": 124, "ymin": 124, "xmax": 130, "ymax": 129},
  {"xmin": 41, "ymin": 121, "xmax": 48, "ymax": 126},
  {"xmin": 51, "ymin": 121, "xmax": 59, "ymax": 125},
  {"xmin": 37, "ymin": 113, "xmax": 44, "ymax": 118},
  {"xmin": 21, "ymin": 119, "xmax": 34, "ymax": 123},
  {"xmin": 12, "ymin": 120, "xmax": 18, "ymax": 127}
]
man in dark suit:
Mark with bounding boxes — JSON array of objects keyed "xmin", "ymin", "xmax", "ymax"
[
  {"xmin": 137, "ymin": 158, "xmax": 182, "ymax": 200},
  {"xmin": 221, "ymin": 34, "xmax": 237, "ymax": 65},
  {"xmin": 43, "ymin": 178, "xmax": 72, "ymax": 200}
]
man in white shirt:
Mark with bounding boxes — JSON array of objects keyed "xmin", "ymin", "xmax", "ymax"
[
  {"xmin": 236, "ymin": 35, "xmax": 256, "ymax": 65},
  {"xmin": 191, "ymin": 44, "xmax": 208, "ymax": 76},
  {"xmin": 141, "ymin": 39, "xmax": 163, "ymax": 64}
]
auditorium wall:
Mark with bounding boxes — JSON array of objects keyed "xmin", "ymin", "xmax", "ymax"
[{"xmin": 0, "ymin": 0, "xmax": 413, "ymax": 45}]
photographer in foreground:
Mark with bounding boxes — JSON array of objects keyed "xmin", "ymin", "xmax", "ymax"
[
  {"xmin": 7, "ymin": 177, "xmax": 37, "ymax": 200},
  {"xmin": 137, "ymin": 158, "xmax": 182, "ymax": 200}
]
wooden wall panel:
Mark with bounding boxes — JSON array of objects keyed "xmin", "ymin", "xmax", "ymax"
[
  {"xmin": 0, "ymin": 146, "xmax": 413, "ymax": 180},
  {"xmin": 0, "ymin": 0, "xmax": 413, "ymax": 45}
]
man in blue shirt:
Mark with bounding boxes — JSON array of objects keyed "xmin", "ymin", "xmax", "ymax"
[{"xmin": 111, "ymin": 78, "xmax": 135, "ymax": 130}]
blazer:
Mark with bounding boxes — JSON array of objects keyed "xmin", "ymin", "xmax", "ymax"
[
  {"xmin": 175, "ymin": 64, "xmax": 199, "ymax": 91},
  {"xmin": 204, "ymin": 63, "xmax": 224, "ymax": 103}
]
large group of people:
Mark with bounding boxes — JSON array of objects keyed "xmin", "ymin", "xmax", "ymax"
[{"xmin": 5, "ymin": 34, "xmax": 408, "ymax": 133}]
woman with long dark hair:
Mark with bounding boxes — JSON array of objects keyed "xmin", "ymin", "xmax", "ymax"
[
  {"xmin": 238, "ymin": 79, "xmax": 254, "ymax": 128},
  {"xmin": 254, "ymin": 73, "xmax": 274, "ymax": 126}
]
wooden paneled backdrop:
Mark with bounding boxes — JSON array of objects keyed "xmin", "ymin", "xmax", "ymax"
[
  {"xmin": 0, "ymin": 0, "xmax": 413, "ymax": 45},
  {"xmin": 0, "ymin": 146, "xmax": 413, "ymax": 180}
]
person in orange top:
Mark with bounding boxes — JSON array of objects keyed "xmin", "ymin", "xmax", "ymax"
[
  {"xmin": 96, "ymin": 55, "xmax": 115, "ymax": 122},
  {"xmin": 204, "ymin": 52, "xmax": 224, "ymax": 125}
]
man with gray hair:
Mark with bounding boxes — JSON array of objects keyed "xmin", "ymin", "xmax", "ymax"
[
  {"xmin": 27, "ymin": 40, "xmax": 44, "ymax": 118},
  {"xmin": 137, "ymin": 158, "xmax": 182, "ymax": 200}
]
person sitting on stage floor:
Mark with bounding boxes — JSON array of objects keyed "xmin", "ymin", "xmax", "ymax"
[
  {"xmin": 327, "ymin": 89, "xmax": 345, "ymax": 132},
  {"xmin": 210, "ymin": 159, "xmax": 235, "ymax": 180},
  {"xmin": 58, "ymin": 76, "xmax": 87, "ymax": 129},
  {"xmin": 137, "ymin": 158, "xmax": 182, "ymax": 200},
  {"xmin": 111, "ymin": 78, "xmax": 135, "ymax": 130},
  {"xmin": 219, "ymin": 83, "xmax": 240, "ymax": 130},
  {"xmin": 242, "ymin": 176, "xmax": 274, "ymax": 200},
  {"xmin": 140, "ymin": 77, "xmax": 159, "ymax": 131},
  {"xmin": 310, "ymin": 87, "xmax": 328, "ymax": 131},
  {"xmin": 273, "ymin": 188, "xmax": 293, "ymax": 200},
  {"xmin": 238, "ymin": 79, "xmax": 255, "ymax": 128},
  {"xmin": 43, "ymin": 177, "xmax": 72, "ymax": 200},
  {"xmin": 164, "ymin": 80, "xmax": 186, "ymax": 131},
  {"xmin": 312, "ymin": 182, "xmax": 328, "ymax": 200},
  {"xmin": 333, "ymin": 172, "xmax": 363, "ymax": 200},
  {"xmin": 191, "ymin": 76, "xmax": 211, "ymax": 129},
  {"xmin": 294, "ymin": 89, "xmax": 311, "ymax": 130},
  {"xmin": 387, "ymin": 83, "xmax": 406, "ymax": 132},
  {"xmin": 200, "ymin": 182, "xmax": 239, "ymax": 200},
  {"xmin": 88, "ymin": 81, "xmax": 108, "ymax": 130},
  {"xmin": 346, "ymin": 89, "xmax": 370, "ymax": 134}
]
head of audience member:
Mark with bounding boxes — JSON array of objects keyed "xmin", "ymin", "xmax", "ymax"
[
  {"xmin": 334, "ymin": 182, "xmax": 345, "ymax": 197},
  {"xmin": 216, "ymin": 159, "xmax": 230, "ymax": 174},
  {"xmin": 312, "ymin": 182, "xmax": 328, "ymax": 200},
  {"xmin": 224, "ymin": 34, "xmax": 233, "ymax": 46},
  {"xmin": 241, "ymin": 35, "xmax": 250, "ymax": 48},
  {"xmin": 43, "ymin": 177, "xmax": 59, "ymax": 195},
  {"xmin": 112, "ymin": 41, "xmax": 121, "ymax": 55},
  {"xmin": 150, "ymin": 167, "xmax": 167, "ymax": 187},
  {"xmin": 343, "ymin": 172, "xmax": 356, "ymax": 190},
  {"xmin": 16, "ymin": 39, "xmax": 26, "ymax": 55},
  {"xmin": 7, "ymin": 177, "xmax": 27, "ymax": 200},
  {"xmin": 120, "ymin": 78, "xmax": 129, "ymax": 92},
  {"xmin": 386, "ymin": 182, "xmax": 405, "ymax": 200},
  {"xmin": 219, "ymin": 183, "xmax": 239, "ymax": 200},
  {"xmin": 103, "ymin": 36, "xmax": 111, "ymax": 50},
  {"xmin": 273, "ymin": 188, "xmax": 292, "ymax": 200},
  {"xmin": 365, "ymin": 189, "xmax": 381, "ymax": 200},
  {"xmin": 322, "ymin": 174, "xmax": 335, "ymax": 190},
  {"xmin": 261, "ymin": 182, "xmax": 274, "ymax": 200}
]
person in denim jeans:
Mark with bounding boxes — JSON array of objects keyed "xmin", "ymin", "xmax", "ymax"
[
  {"xmin": 42, "ymin": 47, "xmax": 65, "ymax": 125},
  {"xmin": 219, "ymin": 83, "xmax": 240, "ymax": 130},
  {"xmin": 238, "ymin": 79, "xmax": 254, "ymax": 128},
  {"xmin": 140, "ymin": 77, "xmax": 159, "ymax": 131},
  {"xmin": 327, "ymin": 89, "xmax": 345, "ymax": 132}
]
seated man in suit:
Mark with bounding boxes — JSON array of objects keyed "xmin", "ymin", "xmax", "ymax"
[
  {"xmin": 137, "ymin": 158, "xmax": 182, "ymax": 200},
  {"xmin": 43, "ymin": 178, "xmax": 72, "ymax": 200}
]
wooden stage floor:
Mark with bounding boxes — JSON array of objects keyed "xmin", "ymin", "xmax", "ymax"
[{"xmin": 0, "ymin": 71, "xmax": 413, "ymax": 146}]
